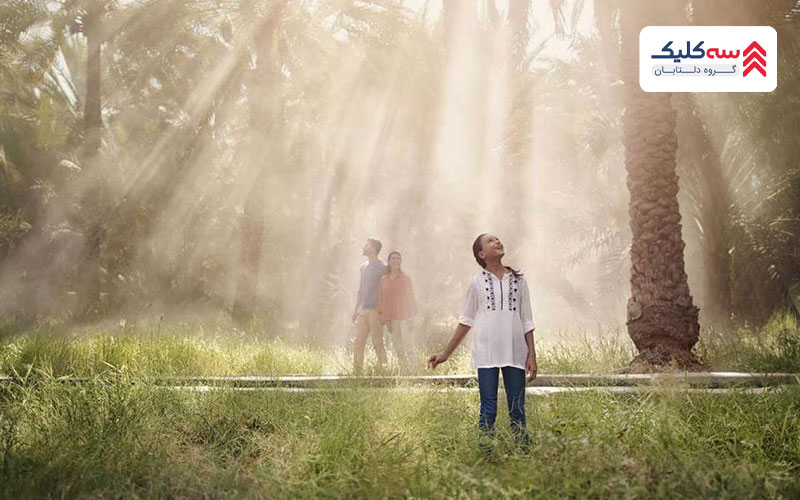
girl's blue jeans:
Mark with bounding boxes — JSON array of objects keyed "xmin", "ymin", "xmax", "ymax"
[{"xmin": 477, "ymin": 366, "xmax": 530, "ymax": 444}]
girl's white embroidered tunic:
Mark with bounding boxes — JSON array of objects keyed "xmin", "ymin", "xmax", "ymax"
[{"xmin": 458, "ymin": 269, "xmax": 535, "ymax": 370}]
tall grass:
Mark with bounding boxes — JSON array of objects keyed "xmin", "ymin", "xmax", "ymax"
[
  {"xmin": 0, "ymin": 322, "xmax": 341, "ymax": 377},
  {"xmin": 696, "ymin": 314, "xmax": 800, "ymax": 373},
  {"xmin": 0, "ymin": 374, "xmax": 798, "ymax": 499},
  {"xmin": 1, "ymin": 313, "xmax": 799, "ymax": 376},
  {"xmin": 1, "ymin": 317, "xmax": 799, "ymax": 498}
]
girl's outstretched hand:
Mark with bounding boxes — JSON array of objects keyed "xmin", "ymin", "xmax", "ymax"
[
  {"xmin": 427, "ymin": 352, "xmax": 449, "ymax": 370},
  {"xmin": 526, "ymin": 354, "xmax": 538, "ymax": 382}
]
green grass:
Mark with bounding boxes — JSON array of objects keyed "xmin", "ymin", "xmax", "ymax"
[
  {"xmin": 1, "ymin": 316, "xmax": 799, "ymax": 499},
  {"xmin": 0, "ymin": 329, "xmax": 629, "ymax": 377},
  {"xmin": 0, "ymin": 375, "xmax": 798, "ymax": 499},
  {"xmin": 0, "ymin": 332, "xmax": 335, "ymax": 377},
  {"xmin": 696, "ymin": 314, "xmax": 800, "ymax": 373},
  {"xmin": 1, "ymin": 313, "xmax": 799, "ymax": 376}
]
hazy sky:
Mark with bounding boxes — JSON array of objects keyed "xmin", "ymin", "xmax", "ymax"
[{"xmin": 402, "ymin": 0, "xmax": 596, "ymax": 61}]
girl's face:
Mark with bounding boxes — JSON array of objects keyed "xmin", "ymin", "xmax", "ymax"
[
  {"xmin": 389, "ymin": 253, "xmax": 402, "ymax": 271},
  {"xmin": 479, "ymin": 234, "xmax": 505, "ymax": 261}
]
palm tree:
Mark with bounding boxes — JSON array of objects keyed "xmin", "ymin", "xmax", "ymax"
[
  {"xmin": 0, "ymin": 0, "xmax": 86, "ymax": 322},
  {"xmin": 46, "ymin": 0, "xmax": 120, "ymax": 318},
  {"xmin": 719, "ymin": 1, "xmax": 800, "ymax": 323},
  {"xmin": 619, "ymin": 0, "xmax": 703, "ymax": 371},
  {"xmin": 54, "ymin": 0, "xmax": 117, "ymax": 161},
  {"xmin": 232, "ymin": 0, "xmax": 287, "ymax": 321},
  {"xmin": 503, "ymin": 0, "xmax": 532, "ymax": 235}
]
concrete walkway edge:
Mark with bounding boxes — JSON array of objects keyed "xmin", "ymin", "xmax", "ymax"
[{"xmin": 1, "ymin": 372, "xmax": 798, "ymax": 388}]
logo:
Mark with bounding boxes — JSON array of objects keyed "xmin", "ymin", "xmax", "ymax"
[
  {"xmin": 640, "ymin": 27, "xmax": 776, "ymax": 92},
  {"xmin": 742, "ymin": 41, "xmax": 766, "ymax": 77}
]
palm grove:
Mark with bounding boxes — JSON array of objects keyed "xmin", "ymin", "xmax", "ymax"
[{"xmin": 1, "ymin": 0, "xmax": 799, "ymax": 371}]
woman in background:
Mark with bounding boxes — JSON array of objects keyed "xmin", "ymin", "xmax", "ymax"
[{"xmin": 379, "ymin": 251, "xmax": 418, "ymax": 370}]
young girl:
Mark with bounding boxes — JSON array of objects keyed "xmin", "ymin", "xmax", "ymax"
[
  {"xmin": 379, "ymin": 251, "xmax": 418, "ymax": 370},
  {"xmin": 428, "ymin": 233, "xmax": 537, "ymax": 448}
]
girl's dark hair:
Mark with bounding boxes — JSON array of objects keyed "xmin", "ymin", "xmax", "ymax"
[
  {"xmin": 472, "ymin": 233, "xmax": 523, "ymax": 278},
  {"xmin": 387, "ymin": 251, "xmax": 402, "ymax": 271}
]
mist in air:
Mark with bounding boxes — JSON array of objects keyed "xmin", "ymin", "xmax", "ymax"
[{"xmin": 1, "ymin": 0, "xmax": 795, "ymax": 346}]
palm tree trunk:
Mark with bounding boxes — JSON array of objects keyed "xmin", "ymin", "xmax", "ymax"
[
  {"xmin": 620, "ymin": 0, "xmax": 704, "ymax": 370},
  {"xmin": 232, "ymin": 3, "xmax": 286, "ymax": 321},
  {"xmin": 77, "ymin": 4, "xmax": 105, "ymax": 319},
  {"xmin": 83, "ymin": 7, "xmax": 102, "ymax": 160},
  {"xmin": 505, "ymin": 0, "xmax": 532, "ymax": 236}
]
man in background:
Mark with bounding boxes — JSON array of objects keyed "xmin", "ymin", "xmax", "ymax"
[{"xmin": 351, "ymin": 238, "xmax": 388, "ymax": 374}]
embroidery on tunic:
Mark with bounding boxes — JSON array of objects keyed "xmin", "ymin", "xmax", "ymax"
[
  {"xmin": 483, "ymin": 271, "xmax": 496, "ymax": 311},
  {"xmin": 509, "ymin": 276, "xmax": 519, "ymax": 311}
]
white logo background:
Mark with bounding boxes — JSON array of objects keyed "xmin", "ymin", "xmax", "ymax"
[{"xmin": 640, "ymin": 26, "xmax": 777, "ymax": 92}]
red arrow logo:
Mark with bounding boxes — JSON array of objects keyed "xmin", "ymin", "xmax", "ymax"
[{"xmin": 743, "ymin": 41, "xmax": 766, "ymax": 77}]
